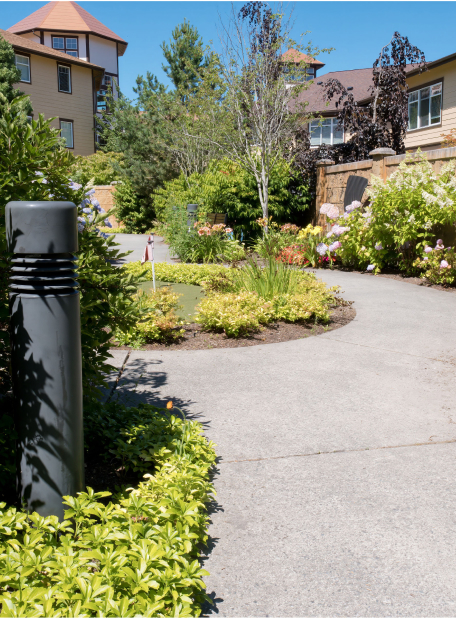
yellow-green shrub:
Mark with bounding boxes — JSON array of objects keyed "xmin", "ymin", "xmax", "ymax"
[
  {"xmin": 114, "ymin": 287, "xmax": 183, "ymax": 346},
  {"xmin": 0, "ymin": 401, "xmax": 217, "ymax": 617},
  {"xmin": 123, "ymin": 261, "xmax": 232, "ymax": 286}
]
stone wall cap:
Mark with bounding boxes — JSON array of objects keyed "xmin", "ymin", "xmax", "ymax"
[
  {"xmin": 316, "ymin": 159, "xmax": 335, "ymax": 166},
  {"xmin": 369, "ymin": 148, "xmax": 396, "ymax": 157}
]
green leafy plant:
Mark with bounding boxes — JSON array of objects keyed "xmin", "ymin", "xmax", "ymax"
[
  {"xmin": 327, "ymin": 152, "xmax": 456, "ymax": 274},
  {"xmin": 113, "ymin": 287, "xmax": 184, "ymax": 347},
  {"xmin": 231, "ymin": 256, "xmax": 303, "ymax": 300},
  {"xmin": 0, "ymin": 400, "xmax": 217, "ymax": 617},
  {"xmin": 413, "ymin": 242, "xmax": 456, "ymax": 285},
  {"xmin": 124, "ymin": 261, "xmax": 232, "ymax": 287},
  {"xmin": 113, "ymin": 179, "xmax": 153, "ymax": 233},
  {"xmin": 70, "ymin": 151, "xmax": 126, "ymax": 187}
]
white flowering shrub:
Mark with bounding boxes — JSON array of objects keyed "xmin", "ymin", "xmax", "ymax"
[{"xmin": 320, "ymin": 152, "xmax": 456, "ymax": 273}]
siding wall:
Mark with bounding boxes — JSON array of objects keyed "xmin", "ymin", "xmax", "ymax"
[
  {"xmin": 16, "ymin": 54, "xmax": 95, "ymax": 156},
  {"xmin": 405, "ymin": 61, "xmax": 456, "ymax": 151}
]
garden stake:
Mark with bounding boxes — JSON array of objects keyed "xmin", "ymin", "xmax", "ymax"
[
  {"xmin": 6, "ymin": 200, "xmax": 84, "ymax": 520},
  {"xmin": 141, "ymin": 233, "xmax": 156, "ymax": 291}
]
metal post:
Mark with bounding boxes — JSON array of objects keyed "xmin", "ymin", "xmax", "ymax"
[{"xmin": 6, "ymin": 201, "xmax": 84, "ymax": 520}]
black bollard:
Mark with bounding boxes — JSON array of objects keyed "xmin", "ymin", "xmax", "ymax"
[{"xmin": 6, "ymin": 201, "xmax": 84, "ymax": 520}]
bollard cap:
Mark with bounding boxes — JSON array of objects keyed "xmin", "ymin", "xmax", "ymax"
[{"xmin": 6, "ymin": 201, "xmax": 78, "ymax": 254}]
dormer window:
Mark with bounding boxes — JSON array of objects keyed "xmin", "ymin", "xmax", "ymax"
[
  {"xmin": 52, "ymin": 36, "xmax": 78, "ymax": 58},
  {"xmin": 283, "ymin": 66, "xmax": 315, "ymax": 83}
]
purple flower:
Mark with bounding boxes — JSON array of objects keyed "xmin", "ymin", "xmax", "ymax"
[
  {"xmin": 69, "ymin": 181, "xmax": 82, "ymax": 191},
  {"xmin": 329, "ymin": 241, "xmax": 341, "ymax": 252},
  {"xmin": 375, "ymin": 242, "xmax": 383, "ymax": 251},
  {"xmin": 435, "ymin": 240, "xmax": 444, "ymax": 250},
  {"xmin": 440, "ymin": 260, "xmax": 449, "ymax": 268},
  {"xmin": 90, "ymin": 198, "xmax": 101, "ymax": 208},
  {"xmin": 317, "ymin": 243, "xmax": 328, "ymax": 256},
  {"xmin": 82, "ymin": 207, "xmax": 92, "ymax": 214},
  {"xmin": 424, "ymin": 246, "xmax": 432, "ymax": 253},
  {"xmin": 423, "ymin": 257, "xmax": 429, "ymax": 261},
  {"xmin": 77, "ymin": 217, "xmax": 86, "ymax": 233},
  {"xmin": 104, "ymin": 219, "xmax": 112, "ymax": 228},
  {"xmin": 366, "ymin": 264, "xmax": 375, "ymax": 271},
  {"xmin": 85, "ymin": 189, "xmax": 96, "ymax": 196}
]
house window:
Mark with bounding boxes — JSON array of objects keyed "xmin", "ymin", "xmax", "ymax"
[
  {"xmin": 408, "ymin": 83, "xmax": 442, "ymax": 130},
  {"xmin": 58, "ymin": 65, "xmax": 71, "ymax": 93},
  {"xmin": 97, "ymin": 75, "xmax": 115, "ymax": 112},
  {"xmin": 283, "ymin": 66, "xmax": 315, "ymax": 83},
  {"xmin": 310, "ymin": 118, "xmax": 344, "ymax": 146},
  {"xmin": 15, "ymin": 54, "xmax": 30, "ymax": 83},
  {"xmin": 52, "ymin": 36, "xmax": 78, "ymax": 57},
  {"xmin": 60, "ymin": 120, "xmax": 73, "ymax": 148}
]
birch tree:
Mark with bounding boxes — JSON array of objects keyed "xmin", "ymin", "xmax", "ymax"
[{"xmin": 183, "ymin": 1, "xmax": 327, "ymax": 224}]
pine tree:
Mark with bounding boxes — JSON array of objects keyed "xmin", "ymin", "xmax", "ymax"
[
  {"xmin": 0, "ymin": 35, "xmax": 32, "ymax": 115},
  {"xmin": 161, "ymin": 20, "xmax": 209, "ymax": 101}
]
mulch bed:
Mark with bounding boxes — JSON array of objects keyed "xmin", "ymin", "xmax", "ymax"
[{"xmin": 113, "ymin": 305, "xmax": 356, "ymax": 352}]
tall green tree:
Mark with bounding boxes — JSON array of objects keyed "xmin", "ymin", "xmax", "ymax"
[
  {"xmin": 161, "ymin": 20, "xmax": 210, "ymax": 101},
  {"xmin": 0, "ymin": 35, "xmax": 32, "ymax": 116}
]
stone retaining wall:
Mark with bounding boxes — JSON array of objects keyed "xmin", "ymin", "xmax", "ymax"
[
  {"xmin": 315, "ymin": 146, "xmax": 456, "ymax": 227},
  {"xmin": 92, "ymin": 183, "xmax": 121, "ymax": 227}
]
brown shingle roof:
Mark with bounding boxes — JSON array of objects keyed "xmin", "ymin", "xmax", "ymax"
[
  {"xmin": 294, "ymin": 67, "xmax": 374, "ymax": 114},
  {"xmin": 281, "ymin": 48, "xmax": 325, "ymax": 68},
  {"xmin": 7, "ymin": 1, "xmax": 127, "ymax": 56}
]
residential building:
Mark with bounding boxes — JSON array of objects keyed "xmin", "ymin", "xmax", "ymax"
[
  {"xmin": 4, "ymin": 1, "xmax": 128, "ymax": 155},
  {"xmin": 299, "ymin": 52, "xmax": 456, "ymax": 152},
  {"xmin": 280, "ymin": 49, "xmax": 325, "ymax": 88}
]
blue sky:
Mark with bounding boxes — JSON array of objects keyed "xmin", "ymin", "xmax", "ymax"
[{"xmin": 2, "ymin": 2, "xmax": 456, "ymax": 99}]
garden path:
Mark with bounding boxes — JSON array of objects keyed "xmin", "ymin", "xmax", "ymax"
[
  {"xmin": 109, "ymin": 233, "xmax": 176, "ymax": 264},
  {"xmin": 110, "ymin": 256, "xmax": 456, "ymax": 616}
]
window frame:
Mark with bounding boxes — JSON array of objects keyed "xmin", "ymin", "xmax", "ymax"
[
  {"xmin": 57, "ymin": 63, "xmax": 72, "ymax": 95},
  {"xmin": 15, "ymin": 53, "xmax": 31, "ymax": 84},
  {"xmin": 52, "ymin": 35, "xmax": 79, "ymax": 58},
  {"xmin": 408, "ymin": 79, "xmax": 443, "ymax": 132},
  {"xmin": 59, "ymin": 118, "xmax": 74, "ymax": 149},
  {"xmin": 310, "ymin": 116, "xmax": 344, "ymax": 146}
]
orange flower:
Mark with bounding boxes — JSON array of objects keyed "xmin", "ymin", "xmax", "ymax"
[{"xmin": 166, "ymin": 401, "xmax": 173, "ymax": 410}]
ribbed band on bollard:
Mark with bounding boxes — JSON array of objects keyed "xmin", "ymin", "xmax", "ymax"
[{"xmin": 6, "ymin": 201, "xmax": 84, "ymax": 521}]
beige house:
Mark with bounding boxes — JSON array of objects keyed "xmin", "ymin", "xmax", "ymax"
[
  {"xmin": 3, "ymin": 1, "xmax": 128, "ymax": 156},
  {"xmin": 1, "ymin": 28, "xmax": 103, "ymax": 156},
  {"xmin": 298, "ymin": 51, "xmax": 456, "ymax": 152}
]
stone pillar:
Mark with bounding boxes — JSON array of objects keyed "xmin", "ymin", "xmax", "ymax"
[
  {"xmin": 369, "ymin": 148, "xmax": 396, "ymax": 182},
  {"xmin": 315, "ymin": 159, "xmax": 334, "ymax": 226}
]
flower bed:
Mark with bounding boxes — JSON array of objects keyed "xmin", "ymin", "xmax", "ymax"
[
  {"xmin": 123, "ymin": 261, "xmax": 345, "ymax": 339},
  {"xmin": 0, "ymin": 401, "xmax": 216, "ymax": 617}
]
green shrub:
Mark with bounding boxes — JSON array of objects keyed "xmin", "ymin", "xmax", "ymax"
[
  {"xmin": 113, "ymin": 179, "xmax": 153, "ymax": 233},
  {"xmin": 165, "ymin": 211, "xmax": 245, "ymax": 263},
  {"xmin": 155, "ymin": 158, "xmax": 310, "ymax": 236},
  {"xmin": 232, "ymin": 257, "xmax": 303, "ymax": 299},
  {"xmin": 252, "ymin": 219, "xmax": 302, "ymax": 258},
  {"xmin": 329, "ymin": 152, "xmax": 456, "ymax": 273},
  {"xmin": 0, "ymin": 400, "xmax": 217, "ymax": 617},
  {"xmin": 413, "ymin": 242, "xmax": 456, "ymax": 285},
  {"xmin": 114, "ymin": 287, "xmax": 184, "ymax": 347},
  {"xmin": 124, "ymin": 261, "xmax": 231, "ymax": 287},
  {"xmin": 70, "ymin": 151, "xmax": 126, "ymax": 187}
]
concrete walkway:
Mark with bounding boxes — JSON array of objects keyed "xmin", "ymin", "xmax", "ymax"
[
  {"xmin": 109, "ymin": 233, "xmax": 176, "ymax": 264},
  {"xmin": 110, "ymin": 265, "xmax": 456, "ymax": 616}
]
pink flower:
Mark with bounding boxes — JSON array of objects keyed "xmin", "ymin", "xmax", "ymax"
[
  {"xmin": 225, "ymin": 228, "xmax": 233, "ymax": 233},
  {"xmin": 423, "ymin": 257, "xmax": 429, "ymax": 261},
  {"xmin": 424, "ymin": 246, "xmax": 432, "ymax": 253},
  {"xmin": 320, "ymin": 203, "xmax": 333, "ymax": 215},
  {"xmin": 440, "ymin": 260, "xmax": 449, "ymax": 268},
  {"xmin": 327, "ymin": 205, "xmax": 340, "ymax": 219}
]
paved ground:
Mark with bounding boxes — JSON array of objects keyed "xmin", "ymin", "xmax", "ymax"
[
  {"xmin": 109, "ymin": 233, "xmax": 176, "ymax": 264},
  {"xmin": 109, "ymin": 243, "xmax": 456, "ymax": 616}
]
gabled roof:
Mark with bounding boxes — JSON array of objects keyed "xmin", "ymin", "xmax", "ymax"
[
  {"xmin": 281, "ymin": 49, "xmax": 325, "ymax": 68},
  {"xmin": 7, "ymin": 1, "xmax": 127, "ymax": 56}
]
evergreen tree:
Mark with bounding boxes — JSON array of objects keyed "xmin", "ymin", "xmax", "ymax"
[
  {"xmin": 0, "ymin": 35, "xmax": 32, "ymax": 116},
  {"xmin": 161, "ymin": 20, "xmax": 210, "ymax": 101}
]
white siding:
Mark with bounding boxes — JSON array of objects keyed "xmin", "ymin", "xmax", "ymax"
[{"xmin": 88, "ymin": 36, "xmax": 117, "ymax": 74}]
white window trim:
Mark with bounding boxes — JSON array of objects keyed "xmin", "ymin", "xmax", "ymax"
[
  {"xmin": 310, "ymin": 117, "xmax": 344, "ymax": 147},
  {"xmin": 15, "ymin": 54, "xmax": 30, "ymax": 83},
  {"xmin": 58, "ymin": 64, "xmax": 72, "ymax": 94},
  {"xmin": 408, "ymin": 82, "xmax": 442, "ymax": 132}
]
